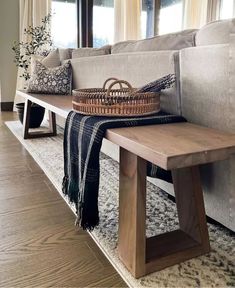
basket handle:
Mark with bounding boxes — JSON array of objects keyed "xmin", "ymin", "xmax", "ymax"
[
  {"xmin": 106, "ymin": 80, "xmax": 133, "ymax": 96},
  {"xmin": 103, "ymin": 78, "xmax": 123, "ymax": 90}
]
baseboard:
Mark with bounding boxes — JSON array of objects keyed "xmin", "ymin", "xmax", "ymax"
[{"xmin": 1, "ymin": 102, "xmax": 14, "ymax": 111}]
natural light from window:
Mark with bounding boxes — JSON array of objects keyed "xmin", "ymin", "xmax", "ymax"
[
  {"xmin": 93, "ymin": 5, "xmax": 114, "ymax": 47},
  {"xmin": 159, "ymin": 2, "xmax": 183, "ymax": 35},
  {"xmin": 51, "ymin": 1, "xmax": 77, "ymax": 48},
  {"xmin": 220, "ymin": 0, "xmax": 234, "ymax": 19},
  {"xmin": 141, "ymin": 11, "xmax": 148, "ymax": 38}
]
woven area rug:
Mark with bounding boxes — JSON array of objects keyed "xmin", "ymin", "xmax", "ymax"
[{"xmin": 5, "ymin": 120, "xmax": 235, "ymax": 288}]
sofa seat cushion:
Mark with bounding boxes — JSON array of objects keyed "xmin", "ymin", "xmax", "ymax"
[
  {"xmin": 196, "ymin": 18, "xmax": 233, "ymax": 46},
  {"xmin": 111, "ymin": 29, "xmax": 197, "ymax": 54}
]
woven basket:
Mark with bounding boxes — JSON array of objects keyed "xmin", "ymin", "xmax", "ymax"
[{"xmin": 72, "ymin": 78, "xmax": 160, "ymax": 117}]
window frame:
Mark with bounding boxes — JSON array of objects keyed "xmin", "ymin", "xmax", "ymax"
[
  {"xmin": 53, "ymin": 0, "xmax": 232, "ymax": 48},
  {"xmin": 77, "ymin": 0, "xmax": 93, "ymax": 47}
]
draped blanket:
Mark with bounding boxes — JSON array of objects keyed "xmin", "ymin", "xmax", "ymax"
[{"xmin": 62, "ymin": 111, "xmax": 186, "ymax": 230}]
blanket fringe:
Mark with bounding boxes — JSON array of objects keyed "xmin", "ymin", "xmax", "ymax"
[
  {"xmin": 74, "ymin": 216, "xmax": 81, "ymax": 229},
  {"xmin": 62, "ymin": 175, "xmax": 68, "ymax": 195},
  {"xmin": 75, "ymin": 216, "xmax": 98, "ymax": 231},
  {"xmin": 74, "ymin": 205, "xmax": 99, "ymax": 231}
]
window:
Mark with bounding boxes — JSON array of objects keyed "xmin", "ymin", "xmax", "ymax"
[
  {"xmin": 159, "ymin": 0, "xmax": 183, "ymax": 35},
  {"xmin": 51, "ymin": 0, "xmax": 77, "ymax": 48},
  {"xmin": 220, "ymin": 0, "xmax": 234, "ymax": 19},
  {"xmin": 141, "ymin": 0, "xmax": 154, "ymax": 38},
  {"xmin": 93, "ymin": 0, "xmax": 114, "ymax": 47}
]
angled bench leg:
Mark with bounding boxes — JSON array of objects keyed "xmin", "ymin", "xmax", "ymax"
[
  {"xmin": 23, "ymin": 99, "xmax": 57, "ymax": 139},
  {"xmin": 23, "ymin": 99, "xmax": 32, "ymax": 139},
  {"xmin": 172, "ymin": 166, "xmax": 210, "ymax": 251},
  {"xmin": 118, "ymin": 148, "xmax": 147, "ymax": 278},
  {"xmin": 118, "ymin": 148, "xmax": 210, "ymax": 278}
]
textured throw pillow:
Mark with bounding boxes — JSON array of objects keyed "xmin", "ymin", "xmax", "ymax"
[
  {"xmin": 30, "ymin": 49, "xmax": 61, "ymax": 74},
  {"xmin": 42, "ymin": 48, "xmax": 61, "ymax": 67},
  {"xmin": 27, "ymin": 60, "xmax": 72, "ymax": 95},
  {"xmin": 30, "ymin": 54, "xmax": 44, "ymax": 74},
  {"xmin": 59, "ymin": 48, "xmax": 74, "ymax": 61}
]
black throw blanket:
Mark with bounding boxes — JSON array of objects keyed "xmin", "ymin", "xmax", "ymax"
[{"xmin": 62, "ymin": 111, "xmax": 186, "ymax": 231}]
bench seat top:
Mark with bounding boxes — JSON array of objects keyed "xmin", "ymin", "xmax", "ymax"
[
  {"xmin": 17, "ymin": 90, "xmax": 235, "ymax": 170},
  {"xmin": 17, "ymin": 90, "xmax": 72, "ymax": 118},
  {"xmin": 107, "ymin": 124, "xmax": 235, "ymax": 169}
]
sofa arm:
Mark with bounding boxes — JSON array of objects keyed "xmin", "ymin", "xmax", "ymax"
[
  {"xmin": 180, "ymin": 44, "xmax": 235, "ymax": 231},
  {"xmin": 180, "ymin": 44, "xmax": 234, "ymax": 133}
]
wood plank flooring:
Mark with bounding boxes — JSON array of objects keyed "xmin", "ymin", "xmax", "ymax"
[{"xmin": 0, "ymin": 112, "xmax": 126, "ymax": 288}]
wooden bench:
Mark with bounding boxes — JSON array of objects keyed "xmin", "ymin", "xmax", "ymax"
[{"xmin": 17, "ymin": 90, "xmax": 235, "ymax": 278}]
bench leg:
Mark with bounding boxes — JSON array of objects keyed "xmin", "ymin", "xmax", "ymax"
[
  {"xmin": 118, "ymin": 148, "xmax": 147, "ymax": 278},
  {"xmin": 118, "ymin": 148, "xmax": 210, "ymax": 278},
  {"xmin": 172, "ymin": 166, "xmax": 210, "ymax": 251},
  {"xmin": 23, "ymin": 99, "xmax": 57, "ymax": 139},
  {"xmin": 23, "ymin": 99, "xmax": 32, "ymax": 139}
]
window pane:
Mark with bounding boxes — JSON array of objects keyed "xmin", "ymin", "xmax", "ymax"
[
  {"xmin": 160, "ymin": 0, "xmax": 181, "ymax": 8},
  {"xmin": 220, "ymin": 0, "xmax": 234, "ymax": 19},
  {"xmin": 159, "ymin": 0, "xmax": 183, "ymax": 35},
  {"xmin": 51, "ymin": 0, "xmax": 77, "ymax": 48},
  {"xmin": 141, "ymin": 0, "xmax": 154, "ymax": 38},
  {"xmin": 93, "ymin": 0, "xmax": 114, "ymax": 47}
]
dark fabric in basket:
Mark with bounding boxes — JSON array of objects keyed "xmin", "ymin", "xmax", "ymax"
[{"xmin": 62, "ymin": 111, "xmax": 186, "ymax": 231}]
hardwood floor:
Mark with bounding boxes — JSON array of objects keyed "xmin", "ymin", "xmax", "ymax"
[{"xmin": 0, "ymin": 112, "xmax": 126, "ymax": 288}]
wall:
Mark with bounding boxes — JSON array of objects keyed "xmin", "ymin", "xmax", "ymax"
[{"xmin": 0, "ymin": 0, "xmax": 19, "ymax": 109}]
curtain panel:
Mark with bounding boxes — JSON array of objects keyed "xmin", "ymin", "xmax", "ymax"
[
  {"xmin": 207, "ymin": 0, "xmax": 220, "ymax": 22},
  {"xmin": 19, "ymin": 0, "xmax": 51, "ymax": 44},
  {"xmin": 114, "ymin": 0, "xmax": 142, "ymax": 43},
  {"xmin": 183, "ymin": 0, "xmax": 208, "ymax": 29},
  {"xmin": 15, "ymin": 0, "xmax": 51, "ymax": 105}
]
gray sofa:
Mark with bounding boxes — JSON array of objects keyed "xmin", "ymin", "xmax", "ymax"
[{"xmin": 61, "ymin": 19, "xmax": 235, "ymax": 231}]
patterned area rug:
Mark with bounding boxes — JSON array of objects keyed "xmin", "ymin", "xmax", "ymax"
[{"xmin": 6, "ymin": 121, "xmax": 235, "ymax": 288}]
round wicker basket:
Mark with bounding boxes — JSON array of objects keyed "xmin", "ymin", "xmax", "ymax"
[{"xmin": 72, "ymin": 78, "xmax": 160, "ymax": 117}]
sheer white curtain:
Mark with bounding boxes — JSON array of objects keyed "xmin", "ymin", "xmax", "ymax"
[
  {"xmin": 207, "ymin": 0, "xmax": 220, "ymax": 22},
  {"xmin": 14, "ymin": 0, "xmax": 51, "ymax": 105},
  {"xmin": 183, "ymin": 0, "xmax": 208, "ymax": 29},
  {"xmin": 114, "ymin": 0, "xmax": 141, "ymax": 43}
]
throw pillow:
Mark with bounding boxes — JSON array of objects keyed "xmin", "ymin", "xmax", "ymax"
[
  {"xmin": 42, "ymin": 48, "xmax": 61, "ymax": 67},
  {"xmin": 30, "ymin": 48, "xmax": 61, "ymax": 74},
  {"xmin": 27, "ymin": 60, "xmax": 72, "ymax": 95},
  {"xmin": 59, "ymin": 48, "xmax": 74, "ymax": 61},
  {"xmin": 30, "ymin": 54, "xmax": 44, "ymax": 74}
]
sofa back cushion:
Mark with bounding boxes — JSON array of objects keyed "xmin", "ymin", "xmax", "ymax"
[
  {"xmin": 196, "ymin": 19, "xmax": 233, "ymax": 46},
  {"xmin": 70, "ymin": 50, "xmax": 181, "ymax": 115},
  {"xmin": 72, "ymin": 45, "xmax": 111, "ymax": 58},
  {"xmin": 111, "ymin": 29, "xmax": 197, "ymax": 54}
]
